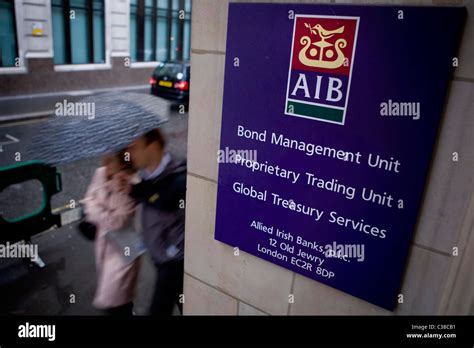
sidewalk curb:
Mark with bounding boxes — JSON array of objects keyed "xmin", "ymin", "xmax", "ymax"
[
  {"xmin": 0, "ymin": 84, "xmax": 150, "ymax": 102},
  {"xmin": 0, "ymin": 111, "xmax": 51, "ymax": 125}
]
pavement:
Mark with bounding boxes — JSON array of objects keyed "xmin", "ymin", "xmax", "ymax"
[
  {"xmin": 0, "ymin": 222, "xmax": 157, "ymax": 315},
  {"xmin": 0, "ymin": 86, "xmax": 189, "ymax": 315}
]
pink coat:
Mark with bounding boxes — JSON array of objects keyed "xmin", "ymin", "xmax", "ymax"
[{"xmin": 84, "ymin": 167, "xmax": 141, "ymax": 309}]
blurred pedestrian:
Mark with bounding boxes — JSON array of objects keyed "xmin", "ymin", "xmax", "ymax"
[
  {"xmin": 83, "ymin": 151, "xmax": 141, "ymax": 316},
  {"xmin": 123, "ymin": 128, "xmax": 186, "ymax": 316}
]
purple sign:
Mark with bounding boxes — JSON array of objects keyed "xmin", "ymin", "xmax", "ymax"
[{"xmin": 214, "ymin": 3, "xmax": 465, "ymax": 310}]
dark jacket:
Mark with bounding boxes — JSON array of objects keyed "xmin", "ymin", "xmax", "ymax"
[{"xmin": 129, "ymin": 159, "xmax": 186, "ymax": 266}]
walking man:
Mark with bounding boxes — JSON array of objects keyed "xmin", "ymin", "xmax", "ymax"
[{"xmin": 122, "ymin": 128, "xmax": 186, "ymax": 316}]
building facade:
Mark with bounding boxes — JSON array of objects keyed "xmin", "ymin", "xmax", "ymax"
[{"xmin": 0, "ymin": 0, "xmax": 191, "ymax": 96}]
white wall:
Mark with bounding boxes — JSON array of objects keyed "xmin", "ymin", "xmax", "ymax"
[
  {"xmin": 109, "ymin": 0, "xmax": 130, "ymax": 57},
  {"xmin": 4, "ymin": 0, "xmax": 132, "ymax": 73}
]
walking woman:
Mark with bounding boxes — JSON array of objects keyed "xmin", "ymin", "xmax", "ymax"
[{"xmin": 83, "ymin": 151, "xmax": 140, "ymax": 316}]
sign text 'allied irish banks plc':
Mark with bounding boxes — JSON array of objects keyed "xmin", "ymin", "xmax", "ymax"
[{"xmin": 215, "ymin": 4, "xmax": 465, "ymax": 310}]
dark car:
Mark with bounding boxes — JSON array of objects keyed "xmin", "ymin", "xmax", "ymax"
[{"xmin": 150, "ymin": 61, "xmax": 190, "ymax": 104}]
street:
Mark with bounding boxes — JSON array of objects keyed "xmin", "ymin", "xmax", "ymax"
[{"xmin": 0, "ymin": 88, "xmax": 188, "ymax": 315}]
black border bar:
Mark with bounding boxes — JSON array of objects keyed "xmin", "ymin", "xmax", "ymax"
[{"xmin": 0, "ymin": 315, "xmax": 473, "ymax": 345}]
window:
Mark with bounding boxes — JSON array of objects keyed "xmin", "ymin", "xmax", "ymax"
[
  {"xmin": 52, "ymin": 0, "xmax": 105, "ymax": 65},
  {"xmin": 0, "ymin": 0, "xmax": 18, "ymax": 67},
  {"xmin": 130, "ymin": 0, "xmax": 192, "ymax": 63},
  {"xmin": 182, "ymin": 0, "xmax": 191, "ymax": 60}
]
